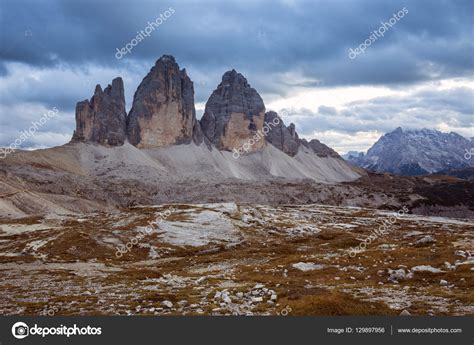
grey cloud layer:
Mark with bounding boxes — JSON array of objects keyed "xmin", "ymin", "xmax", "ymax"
[
  {"xmin": 2, "ymin": 0, "xmax": 473, "ymax": 89},
  {"xmin": 0, "ymin": 0, "xmax": 472, "ymax": 149},
  {"xmin": 289, "ymin": 86, "xmax": 474, "ymax": 136}
]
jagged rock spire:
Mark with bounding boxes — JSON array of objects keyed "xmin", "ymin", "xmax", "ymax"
[
  {"xmin": 264, "ymin": 111, "xmax": 300, "ymax": 156},
  {"xmin": 72, "ymin": 77, "xmax": 127, "ymax": 146}
]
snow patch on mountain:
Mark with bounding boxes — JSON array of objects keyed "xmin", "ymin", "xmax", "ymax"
[{"xmin": 346, "ymin": 127, "xmax": 473, "ymax": 175}]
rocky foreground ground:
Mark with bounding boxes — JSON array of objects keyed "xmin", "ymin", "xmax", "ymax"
[{"xmin": 0, "ymin": 203, "xmax": 472, "ymax": 316}]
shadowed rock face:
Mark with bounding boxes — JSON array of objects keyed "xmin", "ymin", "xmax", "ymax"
[
  {"xmin": 264, "ymin": 111, "xmax": 300, "ymax": 156},
  {"xmin": 72, "ymin": 77, "xmax": 127, "ymax": 146},
  {"xmin": 300, "ymin": 138, "xmax": 341, "ymax": 158},
  {"xmin": 127, "ymin": 55, "xmax": 200, "ymax": 148},
  {"xmin": 200, "ymin": 70, "xmax": 266, "ymax": 152},
  {"xmin": 69, "ymin": 55, "xmax": 344, "ymax": 162}
]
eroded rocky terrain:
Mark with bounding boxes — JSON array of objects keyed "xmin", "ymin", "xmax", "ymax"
[{"xmin": 1, "ymin": 203, "xmax": 472, "ymax": 316}]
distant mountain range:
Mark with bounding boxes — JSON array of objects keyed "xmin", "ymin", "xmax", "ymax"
[{"xmin": 344, "ymin": 127, "xmax": 474, "ymax": 176}]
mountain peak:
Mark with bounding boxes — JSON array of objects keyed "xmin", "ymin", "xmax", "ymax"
[
  {"xmin": 347, "ymin": 128, "xmax": 473, "ymax": 175},
  {"xmin": 221, "ymin": 69, "xmax": 249, "ymax": 87},
  {"xmin": 200, "ymin": 69, "xmax": 265, "ymax": 151},
  {"xmin": 156, "ymin": 54, "xmax": 177, "ymax": 64},
  {"xmin": 127, "ymin": 55, "xmax": 199, "ymax": 148}
]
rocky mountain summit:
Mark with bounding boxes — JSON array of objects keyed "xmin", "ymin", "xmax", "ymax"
[
  {"xmin": 200, "ymin": 69, "xmax": 266, "ymax": 152},
  {"xmin": 70, "ymin": 54, "xmax": 343, "ymax": 162},
  {"xmin": 346, "ymin": 127, "xmax": 474, "ymax": 175},
  {"xmin": 127, "ymin": 55, "xmax": 201, "ymax": 148},
  {"xmin": 72, "ymin": 77, "xmax": 127, "ymax": 145},
  {"xmin": 1, "ymin": 54, "xmax": 390, "ymax": 219}
]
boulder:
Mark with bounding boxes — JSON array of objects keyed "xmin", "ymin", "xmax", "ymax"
[{"xmin": 161, "ymin": 300, "xmax": 173, "ymax": 308}]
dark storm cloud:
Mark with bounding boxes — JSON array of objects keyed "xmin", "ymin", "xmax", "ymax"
[
  {"xmin": 0, "ymin": 0, "xmax": 473, "ymax": 149},
  {"xmin": 1, "ymin": 0, "xmax": 473, "ymax": 90}
]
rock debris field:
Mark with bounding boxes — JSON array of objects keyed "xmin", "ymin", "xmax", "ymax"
[{"xmin": 0, "ymin": 203, "xmax": 472, "ymax": 316}]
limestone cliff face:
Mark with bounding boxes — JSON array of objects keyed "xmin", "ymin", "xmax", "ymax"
[
  {"xmin": 200, "ymin": 70, "xmax": 265, "ymax": 152},
  {"xmin": 70, "ymin": 55, "xmax": 344, "ymax": 162},
  {"xmin": 264, "ymin": 111, "xmax": 300, "ymax": 156},
  {"xmin": 127, "ymin": 55, "xmax": 200, "ymax": 148},
  {"xmin": 72, "ymin": 77, "xmax": 127, "ymax": 146}
]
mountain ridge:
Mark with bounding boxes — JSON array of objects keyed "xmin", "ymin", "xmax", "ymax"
[
  {"xmin": 3, "ymin": 56, "xmax": 472, "ymax": 220},
  {"xmin": 71, "ymin": 55, "xmax": 343, "ymax": 163},
  {"xmin": 346, "ymin": 127, "xmax": 473, "ymax": 176}
]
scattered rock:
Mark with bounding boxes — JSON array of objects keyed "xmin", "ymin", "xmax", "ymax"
[
  {"xmin": 444, "ymin": 261, "xmax": 454, "ymax": 270},
  {"xmin": 292, "ymin": 262, "xmax": 324, "ymax": 272},
  {"xmin": 161, "ymin": 300, "xmax": 173, "ymax": 309},
  {"xmin": 411, "ymin": 265, "xmax": 443, "ymax": 273},
  {"xmin": 388, "ymin": 268, "xmax": 407, "ymax": 283},
  {"xmin": 400, "ymin": 310, "xmax": 411, "ymax": 316},
  {"xmin": 415, "ymin": 235, "xmax": 436, "ymax": 246},
  {"xmin": 455, "ymin": 250, "xmax": 468, "ymax": 258},
  {"xmin": 195, "ymin": 277, "xmax": 206, "ymax": 284}
]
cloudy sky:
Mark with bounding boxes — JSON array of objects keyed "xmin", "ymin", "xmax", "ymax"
[{"xmin": 1, "ymin": 0, "xmax": 473, "ymax": 153}]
